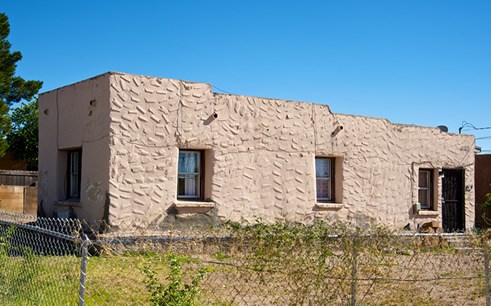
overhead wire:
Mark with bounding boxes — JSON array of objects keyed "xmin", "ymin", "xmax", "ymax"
[
  {"xmin": 459, "ymin": 121, "xmax": 491, "ymax": 133},
  {"xmin": 212, "ymin": 85, "xmax": 233, "ymax": 95},
  {"xmin": 458, "ymin": 121, "xmax": 490, "ymax": 151}
]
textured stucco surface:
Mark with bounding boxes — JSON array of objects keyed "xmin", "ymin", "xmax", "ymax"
[
  {"xmin": 38, "ymin": 74, "xmax": 111, "ymax": 221},
  {"xmin": 39, "ymin": 72, "xmax": 475, "ymax": 230}
]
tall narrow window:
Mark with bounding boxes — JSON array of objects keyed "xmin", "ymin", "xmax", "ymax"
[
  {"xmin": 67, "ymin": 149, "xmax": 82, "ymax": 199},
  {"xmin": 316, "ymin": 157, "xmax": 334, "ymax": 202},
  {"xmin": 418, "ymin": 169, "xmax": 433, "ymax": 210},
  {"xmin": 177, "ymin": 150, "xmax": 203, "ymax": 200}
]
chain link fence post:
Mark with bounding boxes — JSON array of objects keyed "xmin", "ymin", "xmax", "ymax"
[
  {"xmin": 350, "ymin": 235, "xmax": 358, "ymax": 306},
  {"xmin": 78, "ymin": 234, "xmax": 88, "ymax": 306},
  {"xmin": 485, "ymin": 244, "xmax": 490, "ymax": 306},
  {"xmin": 2, "ymin": 211, "xmax": 490, "ymax": 304}
]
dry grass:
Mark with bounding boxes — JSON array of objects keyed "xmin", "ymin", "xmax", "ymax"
[
  {"xmin": 81, "ymin": 241, "xmax": 488, "ymax": 305},
  {"xmin": 1, "ymin": 221, "xmax": 490, "ymax": 305}
]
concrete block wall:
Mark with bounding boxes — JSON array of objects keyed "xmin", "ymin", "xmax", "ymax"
[{"xmin": 0, "ymin": 186, "xmax": 37, "ymax": 215}]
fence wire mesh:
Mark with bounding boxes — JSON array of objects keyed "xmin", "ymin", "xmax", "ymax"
[
  {"xmin": 0, "ymin": 210, "xmax": 490, "ymax": 305},
  {"xmin": 0, "ymin": 210, "xmax": 83, "ymax": 305}
]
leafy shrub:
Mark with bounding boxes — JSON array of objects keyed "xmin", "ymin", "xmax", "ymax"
[
  {"xmin": 485, "ymin": 189, "xmax": 491, "ymax": 208},
  {"xmin": 141, "ymin": 252, "xmax": 207, "ymax": 306}
]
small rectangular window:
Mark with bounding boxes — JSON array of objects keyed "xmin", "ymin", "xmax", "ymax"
[
  {"xmin": 418, "ymin": 169, "xmax": 433, "ymax": 209},
  {"xmin": 316, "ymin": 157, "xmax": 334, "ymax": 202},
  {"xmin": 67, "ymin": 149, "xmax": 82, "ymax": 199},
  {"xmin": 177, "ymin": 150, "xmax": 203, "ymax": 200}
]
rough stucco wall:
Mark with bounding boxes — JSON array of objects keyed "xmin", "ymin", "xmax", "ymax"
[
  {"xmin": 324, "ymin": 113, "xmax": 475, "ymax": 229},
  {"xmin": 107, "ymin": 72, "xmax": 475, "ymax": 229},
  {"xmin": 38, "ymin": 74, "xmax": 111, "ymax": 221}
]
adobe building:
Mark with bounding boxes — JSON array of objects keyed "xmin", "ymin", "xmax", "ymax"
[{"xmin": 38, "ymin": 72, "xmax": 475, "ymax": 231}]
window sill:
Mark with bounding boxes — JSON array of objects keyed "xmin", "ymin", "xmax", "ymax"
[
  {"xmin": 417, "ymin": 210, "xmax": 439, "ymax": 217},
  {"xmin": 55, "ymin": 200, "xmax": 82, "ymax": 207},
  {"xmin": 172, "ymin": 201, "xmax": 215, "ymax": 214},
  {"xmin": 314, "ymin": 203, "xmax": 343, "ymax": 211}
]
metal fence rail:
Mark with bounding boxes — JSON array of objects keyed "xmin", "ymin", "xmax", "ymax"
[{"xmin": 0, "ymin": 210, "xmax": 490, "ymax": 305}]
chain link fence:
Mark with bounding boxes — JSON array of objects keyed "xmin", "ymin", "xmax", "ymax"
[
  {"xmin": 1, "ymin": 210, "xmax": 491, "ymax": 305},
  {"xmin": 0, "ymin": 210, "xmax": 83, "ymax": 305}
]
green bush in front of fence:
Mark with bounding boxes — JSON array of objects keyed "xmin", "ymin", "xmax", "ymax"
[{"xmin": 142, "ymin": 251, "xmax": 207, "ymax": 306}]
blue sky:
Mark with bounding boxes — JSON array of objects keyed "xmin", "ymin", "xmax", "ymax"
[{"xmin": 3, "ymin": 1, "xmax": 490, "ymax": 151}]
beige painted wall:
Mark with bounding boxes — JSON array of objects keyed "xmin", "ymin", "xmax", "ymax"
[
  {"xmin": 39, "ymin": 72, "xmax": 475, "ymax": 230},
  {"xmin": 104, "ymin": 72, "xmax": 475, "ymax": 230},
  {"xmin": 0, "ymin": 186, "xmax": 37, "ymax": 215},
  {"xmin": 38, "ymin": 73, "xmax": 111, "ymax": 221}
]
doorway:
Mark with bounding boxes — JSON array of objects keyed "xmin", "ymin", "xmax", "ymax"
[{"xmin": 442, "ymin": 169, "xmax": 465, "ymax": 232}]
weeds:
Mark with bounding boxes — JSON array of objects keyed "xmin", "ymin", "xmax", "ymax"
[
  {"xmin": 141, "ymin": 252, "xmax": 207, "ymax": 306},
  {"xmin": 0, "ymin": 220, "xmax": 489, "ymax": 305}
]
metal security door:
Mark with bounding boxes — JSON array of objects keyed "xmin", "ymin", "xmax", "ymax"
[{"xmin": 442, "ymin": 169, "xmax": 465, "ymax": 232}]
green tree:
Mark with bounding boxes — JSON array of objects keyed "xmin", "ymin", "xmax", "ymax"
[
  {"xmin": 7, "ymin": 99, "xmax": 38, "ymax": 170},
  {"xmin": 0, "ymin": 12, "xmax": 42, "ymax": 157},
  {"xmin": 485, "ymin": 186, "xmax": 491, "ymax": 207}
]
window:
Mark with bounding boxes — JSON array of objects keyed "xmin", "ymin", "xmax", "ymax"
[
  {"xmin": 67, "ymin": 149, "xmax": 82, "ymax": 199},
  {"xmin": 316, "ymin": 157, "xmax": 334, "ymax": 202},
  {"xmin": 418, "ymin": 169, "xmax": 433, "ymax": 210},
  {"xmin": 177, "ymin": 150, "xmax": 203, "ymax": 200}
]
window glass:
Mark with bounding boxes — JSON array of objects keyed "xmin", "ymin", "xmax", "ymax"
[
  {"xmin": 315, "ymin": 158, "xmax": 331, "ymax": 178},
  {"xmin": 418, "ymin": 169, "xmax": 433, "ymax": 209},
  {"xmin": 419, "ymin": 171, "xmax": 429, "ymax": 188},
  {"xmin": 178, "ymin": 151, "xmax": 201, "ymax": 199},
  {"xmin": 178, "ymin": 152, "xmax": 199, "ymax": 174},
  {"xmin": 316, "ymin": 178, "xmax": 331, "ymax": 200},
  {"xmin": 418, "ymin": 190, "xmax": 429, "ymax": 206},
  {"xmin": 67, "ymin": 150, "xmax": 81, "ymax": 199},
  {"xmin": 316, "ymin": 157, "xmax": 333, "ymax": 201}
]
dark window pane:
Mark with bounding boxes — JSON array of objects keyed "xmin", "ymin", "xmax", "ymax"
[
  {"xmin": 316, "ymin": 178, "xmax": 331, "ymax": 200},
  {"xmin": 68, "ymin": 150, "xmax": 81, "ymax": 199},
  {"xmin": 178, "ymin": 175, "xmax": 199, "ymax": 197},
  {"xmin": 315, "ymin": 157, "xmax": 334, "ymax": 201},
  {"xmin": 418, "ymin": 169, "xmax": 433, "ymax": 209},
  {"xmin": 419, "ymin": 170, "xmax": 429, "ymax": 188},
  {"xmin": 177, "ymin": 150, "xmax": 202, "ymax": 199},
  {"xmin": 419, "ymin": 190, "xmax": 429, "ymax": 207}
]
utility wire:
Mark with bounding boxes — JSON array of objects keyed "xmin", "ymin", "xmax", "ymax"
[
  {"xmin": 458, "ymin": 121, "xmax": 491, "ymax": 133},
  {"xmin": 212, "ymin": 85, "xmax": 233, "ymax": 95}
]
